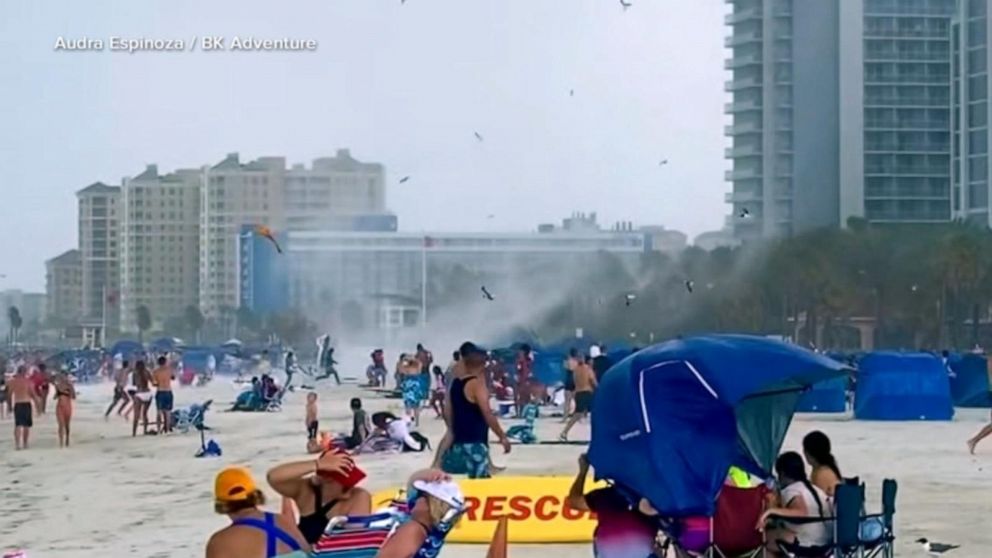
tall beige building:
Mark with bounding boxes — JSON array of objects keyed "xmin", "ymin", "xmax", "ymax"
[
  {"xmin": 119, "ymin": 165, "xmax": 201, "ymax": 332},
  {"xmin": 45, "ymin": 249, "xmax": 82, "ymax": 325},
  {"xmin": 76, "ymin": 182, "xmax": 120, "ymax": 330},
  {"xmin": 200, "ymin": 150, "xmax": 387, "ymax": 318},
  {"xmin": 200, "ymin": 153, "xmax": 286, "ymax": 317},
  {"xmin": 284, "ymin": 149, "xmax": 387, "ymax": 230}
]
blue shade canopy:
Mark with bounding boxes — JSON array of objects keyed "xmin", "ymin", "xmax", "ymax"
[
  {"xmin": 109, "ymin": 339, "xmax": 144, "ymax": 358},
  {"xmin": 149, "ymin": 337, "xmax": 184, "ymax": 352},
  {"xmin": 948, "ymin": 353, "xmax": 992, "ymax": 408},
  {"xmin": 588, "ymin": 334, "xmax": 848, "ymax": 517},
  {"xmin": 854, "ymin": 352, "xmax": 954, "ymax": 420}
]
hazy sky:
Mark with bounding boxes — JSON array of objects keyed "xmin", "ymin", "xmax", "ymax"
[{"xmin": 0, "ymin": 0, "xmax": 729, "ymax": 292}]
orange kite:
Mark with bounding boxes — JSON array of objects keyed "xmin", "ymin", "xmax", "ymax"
[{"xmin": 255, "ymin": 225, "xmax": 283, "ymax": 254}]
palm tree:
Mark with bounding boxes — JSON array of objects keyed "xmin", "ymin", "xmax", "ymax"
[
  {"xmin": 7, "ymin": 306, "xmax": 22, "ymax": 345},
  {"xmin": 184, "ymin": 305, "xmax": 205, "ymax": 343},
  {"xmin": 136, "ymin": 305, "xmax": 152, "ymax": 343}
]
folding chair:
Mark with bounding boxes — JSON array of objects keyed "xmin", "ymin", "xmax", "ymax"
[
  {"xmin": 658, "ymin": 484, "xmax": 770, "ymax": 558},
  {"xmin": 776, "ymin": 482, "xmax": 864, "ymax": 558}
]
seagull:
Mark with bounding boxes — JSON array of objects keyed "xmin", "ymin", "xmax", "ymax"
[
  {"xmin": 659, "ymin": 159, "xmax": 668, "ymax": 166},
  {"xmin": 399, "ymin": 176, "xmax": 411, "ymax": 184},
  {"xmin": 481, "ymin": 286, "xmax": 494, "ymax": 301},
  {"xmin": 917, "ymin": 539, "xmax": 960, "ymax": 556},
  {"xmin": 624, "ymin": 293, "xmax": 636, "ymax": 307},
  {"xmin": 620, "ymin": 0, "xmax": 632, "ymax": 11},
  {"xmin": 474, "ymin": 131, "xmax": 484, "ymax": 142},
  {"xmin": 684, "ymin": 280, "xmax": 694, "ymax": 294},
  {"xmin": 739, "ymin": 208, "xmax": 750, "ymax": 219}
]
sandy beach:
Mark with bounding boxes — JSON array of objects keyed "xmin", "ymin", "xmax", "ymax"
[{"xmin": 1, "ymin": 377, "xmax": 991, "ymax": 558}]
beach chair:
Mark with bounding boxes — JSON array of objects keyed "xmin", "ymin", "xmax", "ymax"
[
  {"xmin": 659, "ymin": 484, "xmax": 769, "ymax": 558},
  {"xmin": 312, "ymin": 504, "xmax": 463, "ymax": 558},
  {"xmin": 773, "ymin": 483, "xmax": 860, "ymax": 558},
  {"xmin": 173, "ymin": 400, "xmax": 212, "ymax": 434}
]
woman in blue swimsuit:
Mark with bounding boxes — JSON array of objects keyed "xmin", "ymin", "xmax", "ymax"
[{"xmin": 206, "ymin": 466, "xmax": 310, "ymax": 558}]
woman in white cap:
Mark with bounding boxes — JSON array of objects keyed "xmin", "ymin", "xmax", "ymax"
[{"xmin": 377, "ymin": 469, "xmax": 463, "ymax": 558}]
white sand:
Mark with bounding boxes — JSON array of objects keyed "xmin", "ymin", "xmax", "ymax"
[{"xmin": 1, "ymin": 379, "xmax": 991, "ymax": 558}]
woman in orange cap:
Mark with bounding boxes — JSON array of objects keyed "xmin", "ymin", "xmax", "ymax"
[{"xmin": 205, "ymin": 466, "xmax": 310, "ymax": 558}]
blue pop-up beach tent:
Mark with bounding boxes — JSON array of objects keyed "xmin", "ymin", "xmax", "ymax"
[
  {"xmin": 109, "ymin": 339, "xmax": 144, "ymax": 359},
  {"xmin": 854, "ymin": 352, "xmax": 954, "ymax": 420},
  {"xmin": 796, "ymin": 376, "xmax": 848, "ymax": 413},
  {"xmin": 588, "ymin": 334, "xmax": 848, "ymax": 517},
  {"xmin": 948, "ymin": 353, "xmax": 992, "ymax": 408}
]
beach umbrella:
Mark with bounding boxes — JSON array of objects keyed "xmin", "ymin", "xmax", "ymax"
[{"xmin": 588, "ymin": 334, "xmax": 848, "ymax": 518}]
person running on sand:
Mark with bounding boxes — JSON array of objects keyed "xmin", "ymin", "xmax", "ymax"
[
  {"xmin": 53, "ymin": 371, "xmax": 76, "ymax": 448},
  {"xmin": 152, "ymin": 356, "xmax": 176, "ymax": 434},
  {"xmin": 132, "ymin": 360, "xmax": 153, "ymax": 436},
  {"xmin": 207, "ymin": 466, "xmax": 310, "ymax": 558},
  {"xmin": 305, "ymin": 392, "xmax": 319, "ymax": 444},
  {"xmin": 105, "ymin": 360, "xmax": 131, "ymax": 419},
  {"xmin": 398, "ymin": 354, "xmax": 424, "ymax": 426},
  {"xmin": 32, "ymin": 363, "xmax": 51, "ymax": 415},
  {"xmin": 560, "ymin": 355, "xmax": 597, "ymax": 441},
  {"xmin": 9, "ymin": 365, "xmax": 35, "ymax": 450},
  {"xmin": 967, "ymin": 411, "xmax": 992, "ymax": 454},
  {"xmin": 376, "ymin": 469, "xmax": 462, "ymax": 558},
  {"xmin": 267, "ymin": 450, "xmax": 372, "ymax": 545},
  {"xmin": 433, "ymin": 342, "xmax": 510, "ymax": 479},
  {"xmin": 561, "ymin": 348, "xmax": 580, "ymax": 423}
]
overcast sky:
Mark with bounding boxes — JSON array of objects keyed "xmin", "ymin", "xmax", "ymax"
[{"xmin": 0, "ymin": 0, "xmax": 729, "ymax": 292}]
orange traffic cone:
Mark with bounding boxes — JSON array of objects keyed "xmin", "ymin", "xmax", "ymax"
[{"xmin": 486, "ymin": 516, "xmax": 508, "ymax": 558}]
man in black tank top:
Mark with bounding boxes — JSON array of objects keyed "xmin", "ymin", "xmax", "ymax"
[{"xmin": 432, "ymin": 342, "xmax": 510, "ymax": 479}]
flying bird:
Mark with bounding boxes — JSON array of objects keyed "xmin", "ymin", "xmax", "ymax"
[
  {"xmin": 659, "ymin": 159, "xmax": 668, "ymax": 166},
  {"xmin": 917, "ymin": 539, "xmax": 960, "ymax": 556},
  {"xmin": 684, "ymin": 280, "xmax": 694, "ymax": 294},
  {"xmin": 481, "ymin": 286, "xmax": 495, "ymax": 301},
  {"xmin": 399, "ymin": 176, "xmax": 411, "ymax": 184},
  {"xmin": 254, "ymin": 225, "xmax": 283, "ymax": 254},
  {"xmin": 474, "ymin": 131, "xmax": 484, "ymax": 142},
  {"xmin": 624, "ymin": 293, "xmax": 637, "ymax": 307},
  {"xmin": 620, "ymin": 0, "xmax": 632, "ymax": 11}
]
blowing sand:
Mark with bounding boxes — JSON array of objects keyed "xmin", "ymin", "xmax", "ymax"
[{"xmin": 1, "ymin": 378, "xmax": 990, "ymax": 558}]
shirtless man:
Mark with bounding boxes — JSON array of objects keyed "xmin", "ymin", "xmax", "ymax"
[
  {"xmin": 105, "ymin": 360, "xmax": 131, "ymax": 419},
  {"xmin": 152, "ymin": 356, "xmax": 175, "ymax": 434},
  {"xmin": 132, "ymin": 360, "xmax": 154, "ymax": 436},
  {"xmin": 9, "ymin": 366, "xmax": 36, "ymax": 450},
  {"xmin": 559, "ymin": 355, "xmax": 597, "ymax": 441}
]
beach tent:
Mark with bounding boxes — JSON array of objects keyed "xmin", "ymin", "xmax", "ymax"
[
  {"xmin": 109, "ymin": 339, "xmax": 144, "ymax": 358},
  {"xmin": 796, "ymin": 375, "xmax": 848, "ymax": 413},
  {"xmin": 149, "ymin": 337, "xmax": 183, "ymax": 353},
  {"xmin": 948, "ymin": 353, "xmax": 992, "ymax": 408},
  {"xmin": 588, "ymin": 334, "xmax": 848, "ymax": 517},
  {"xmin": 854, "ymin": 352, "xmax": 954, "ymax": 420},
  {"xmin": 531, "ymin": 351, "xmax": 566, "ymax": 386}
]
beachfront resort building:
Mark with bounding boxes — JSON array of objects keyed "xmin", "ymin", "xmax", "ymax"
[
  {"xmin": 953, "ymin": 0, "xmax": 992, "ymax": 224},
  {"xmin": 119, "ymin": 165, "xmax": 202, "ymax": 332},
  {"xmin": 76, "ymin": 182, "xmax": 121, "ymax": 334},
  {"xmin": 45, "ymin": 249, "xmax": 82, "ymax": 325},
  {"xmin": 726, "ymin": 0, "xmax": 957, "ymax": 240},
  {"xmin": 238, "ymin": 224, "xmax": 647, "ymax": 331},
  {"xmin": 199, "ymin": 150, "xmax": 387, "ymax": 319}
]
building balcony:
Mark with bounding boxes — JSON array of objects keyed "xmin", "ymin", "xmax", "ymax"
[
  {"xmin": 725, "ymin": 8, "xmax": 762, "ymax": 25},
  {"xmin": 725, "ymin": 54, "xmax": 762, "ymax": 69},
  {"xmin": 725, "ymin": 190, "xmax": 762, "ymax": 203},
  {"xmin": 725, "ymin": 76, "xmax": 762, "ymax": 91},
  {"xmin": 724, "ymin": 98, "xmax": 762, "ymax": 113},
  {"xmin": 725, "ymin": 144, "xmax": 761, "ymax": 157},
  {"xmin": 726, "ymin": 168, "xmax": 762, "ymax": 181},
  {"xmin": 725, "ymin": 32, "xmax": 763, "ymax": 47},
  {"xmin": 725, "ymin": 122, "xmax": 762, "ymax": 135}
]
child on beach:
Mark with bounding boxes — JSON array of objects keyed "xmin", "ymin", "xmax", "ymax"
[{"xmin": 305, "ymin": 392, "xmax": 319, "ymax": 443}]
